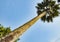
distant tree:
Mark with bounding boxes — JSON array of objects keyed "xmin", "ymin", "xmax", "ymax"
[
  {"xmin": 0, "ymin": 24, "xmax": 11, "ymax": 38},
  {"xmin": 0, "ymin": 24, "xmax": 19, "ymax": 42}
]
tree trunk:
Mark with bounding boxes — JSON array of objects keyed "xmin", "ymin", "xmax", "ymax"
[{"xmin": 0, "ymin": 11, "xmax": 46, "ymax": 42}]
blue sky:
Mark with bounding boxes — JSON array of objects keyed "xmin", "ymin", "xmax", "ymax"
[{"xmin": 0, "ymin": 0, "xmax": 60, "ymax": 42}]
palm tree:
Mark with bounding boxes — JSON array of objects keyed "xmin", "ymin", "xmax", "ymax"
[{"xmin": 0, "ymin": 0, "xmax": 60, "ymax": 42}]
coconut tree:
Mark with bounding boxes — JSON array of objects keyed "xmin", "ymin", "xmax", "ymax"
[{"xmin": 0, "ymin": 0, "xmax": 60, "ymax": 42}]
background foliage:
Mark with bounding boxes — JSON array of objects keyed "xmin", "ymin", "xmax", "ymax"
[{"xmin": 0, "ymin": 24, "xmax": 19, "ymax": 42}]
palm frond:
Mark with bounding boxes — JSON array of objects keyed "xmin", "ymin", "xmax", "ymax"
[{"xmin": 36, "ymin": 0, "xmax": 60, "ymax": 22}]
